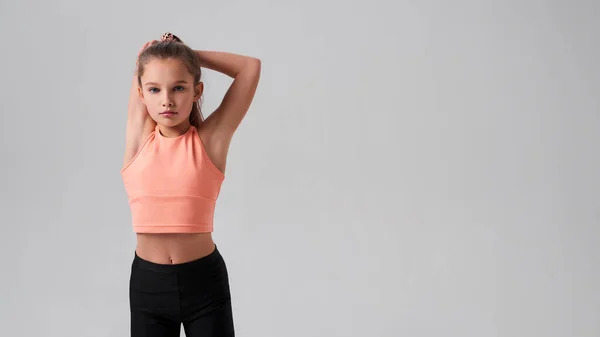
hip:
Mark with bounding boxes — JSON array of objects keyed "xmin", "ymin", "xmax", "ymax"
[{"xmin": 129, "ymin": 244, "xmax": 232, "ymax": 321}]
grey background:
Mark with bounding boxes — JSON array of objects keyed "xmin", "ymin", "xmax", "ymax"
[{"xmin": 1, "ymin": 0, "xmax": 598, "ymax": 336}]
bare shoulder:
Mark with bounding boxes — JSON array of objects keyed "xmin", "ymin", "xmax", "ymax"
[{"xmin": 197, "ymin": 115, "xmax": 234, "ymax": 175}]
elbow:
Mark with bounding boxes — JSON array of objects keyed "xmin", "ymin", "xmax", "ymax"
[
  {"xmin": 239, "ymin": 57, "xmax": 261, "ymax": 79},
  {"xmin": 248, "ymin": 57, "xmax": 261, "ymax": 71},
  {"xmin": 251, "ymin": 58, "xmax": 261, "ymax": 76}
]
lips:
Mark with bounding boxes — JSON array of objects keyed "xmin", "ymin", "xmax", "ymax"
[{"xmin": 160, "ymin": 110, "xmax": 178, "ymax": 117}]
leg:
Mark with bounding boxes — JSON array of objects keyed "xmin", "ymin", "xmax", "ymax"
[
  {"xmin": 179, "ymin": 247, "xmax": 235, "ymax": 336},
  {"xmin": 130, "ymin": 255, "xmax": 182, "ymax": 337},
  {"xmin": 131, "ymin": 311, "xmax": 181, "ymax": 337},
  {"xmin": 182, "ymin": 299, "xmax": 235, "ymax": 337}
]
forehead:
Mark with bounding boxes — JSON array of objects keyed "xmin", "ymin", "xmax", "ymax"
[{"xmin": 141, "ymin": 58, "xmax": 192, "ymax": 84}]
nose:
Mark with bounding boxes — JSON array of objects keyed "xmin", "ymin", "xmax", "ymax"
[{"xmin": 162, "ymin": 98, "xmax": 174, "ymax": 108}]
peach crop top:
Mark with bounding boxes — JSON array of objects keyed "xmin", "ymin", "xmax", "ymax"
[{"xmin": 120, "ymin": 125, "xmax": 225, "ymax": 233}]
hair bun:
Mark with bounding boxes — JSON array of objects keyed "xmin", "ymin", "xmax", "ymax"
[{"xmin": 161, "ymin": 32, "xmax": 175, "ymax": 42}]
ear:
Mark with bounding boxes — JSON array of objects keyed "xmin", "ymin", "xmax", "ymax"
[
  {"xmin": 137, "ymin": 86, "xmax": 145, "ymax": 102},
  {"xmin": 194, "ymin": 82, "xmax": 204, "ymax": 102}
]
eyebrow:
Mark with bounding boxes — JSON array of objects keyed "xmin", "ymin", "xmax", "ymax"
[{"xmin": 144, "ymin": 80, "xmax": 188, "ymax": 86}]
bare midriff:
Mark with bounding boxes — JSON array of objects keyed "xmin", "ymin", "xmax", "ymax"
[{"xmin": 135, "ymin": 233, "xmax": 216, "ymax": 264}]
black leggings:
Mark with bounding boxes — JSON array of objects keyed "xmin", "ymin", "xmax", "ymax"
[{"xmin": 129, "ymin": 245, "xmax": 235, "ymax": 337}]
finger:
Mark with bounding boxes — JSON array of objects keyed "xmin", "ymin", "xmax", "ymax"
[
  {"xmin": 139, "ymin": 41, "xmax": 153, "ymax": 56},
  {"xmin": 138, "ymin": 42, "xmax": 148, "ymax": 55}
]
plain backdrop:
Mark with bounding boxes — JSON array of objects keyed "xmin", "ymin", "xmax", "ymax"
[{"xmin": 1, "ymin": 0, "xmax": 598, "ymax": 336}]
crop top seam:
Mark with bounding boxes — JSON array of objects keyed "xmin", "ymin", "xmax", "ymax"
[{"xmin": 129, "ymin": 194, "xmax": 217, "ymax": 201}]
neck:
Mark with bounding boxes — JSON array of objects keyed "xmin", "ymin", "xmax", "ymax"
[{"xmin": 157, "ymin": 121, "xmax": 191, "ymax": 138}]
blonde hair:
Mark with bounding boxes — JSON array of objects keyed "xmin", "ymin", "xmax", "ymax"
[{"xmin": 136, "ymin": 34, "xmax": 204, "ymax": 128}]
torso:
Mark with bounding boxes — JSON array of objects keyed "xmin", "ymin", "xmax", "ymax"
[
  {"xmin": 124, "ymin": 118, "xmax": 230, "ymax": 265},
  {"xmin": 135, "ymin": 232, "xmax": 216, "ymax": 264}
]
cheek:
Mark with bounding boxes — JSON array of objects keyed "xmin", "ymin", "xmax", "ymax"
[
  {"xmin": 177, "ymin": 94, "xmax": 195, "ymax": 107},
  {"xmin": 144, "ymin": 98, "xmax": 160, "ymax": 113}
]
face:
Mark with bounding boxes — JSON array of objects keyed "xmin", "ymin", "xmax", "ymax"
[{"xmin": 138, "ymin": 58, "xmax": 203, "ymax": 128}]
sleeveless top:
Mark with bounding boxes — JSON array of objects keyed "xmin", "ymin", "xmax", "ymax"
[{"xmin": 120, "ymin": 124, "xmax": 225, "ymax": 233}]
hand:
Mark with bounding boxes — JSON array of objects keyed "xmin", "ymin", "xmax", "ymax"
[{"xmin": 136, "ymin": 40, "xmax": 159, "ymax": 66}]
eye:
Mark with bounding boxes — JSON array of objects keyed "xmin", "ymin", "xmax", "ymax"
[
  {"xmin": 174, "ymin": 85, "xmax": 185, "ymax": 91},
  {"xmin": 148, "ymin": 87, "xmax": 159, "ymax": 93}
]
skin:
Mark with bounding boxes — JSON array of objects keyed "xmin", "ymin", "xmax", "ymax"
[
  {"xmin": 139, "ymin": 58, "xmax": 202, "ymax": 136},
  {"xmin": 123, "ymin": 40, "xmax": 261, "ymax": 264}
]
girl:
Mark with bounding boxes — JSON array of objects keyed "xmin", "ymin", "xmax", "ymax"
[{"xmin": 121, "ymin": 32, "xmax": 261, "ymax": 337}]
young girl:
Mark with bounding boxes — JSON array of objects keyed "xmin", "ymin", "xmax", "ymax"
[{"xmin": 121, "ymin": 32, "xmax": 261, "ymax": 337}]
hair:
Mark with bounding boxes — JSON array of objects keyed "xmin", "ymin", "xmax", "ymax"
[{"xmin": 136, "ymin": 34, "xmax": 204, "ymax": 128}]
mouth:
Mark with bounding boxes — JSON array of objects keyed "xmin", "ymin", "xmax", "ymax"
[{"xmin": 160, "ymin": 110, "xmax": 178, "ymax": 117}]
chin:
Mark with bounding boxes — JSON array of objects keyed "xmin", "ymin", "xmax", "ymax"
[{"xmin": 155, "ymin": 114, "xmax": 178, "ymax": 122}]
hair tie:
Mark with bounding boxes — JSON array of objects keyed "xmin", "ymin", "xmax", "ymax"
[{"xmin": 161, "ymin": 32, "xmax": 175, "ymax": 42}]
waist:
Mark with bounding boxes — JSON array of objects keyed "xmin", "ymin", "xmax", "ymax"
[{"xmin": 135, "ymin": 232, "xmax": 215, "ymax": 264}]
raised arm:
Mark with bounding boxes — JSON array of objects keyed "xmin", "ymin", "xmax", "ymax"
[
  {"xmin": 194, "ymin": 50, "xmax": 261, "ymax": 138},
  {"xmin": 123, "ymin": 41, "xmax": 158, "ymax": 167}
]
